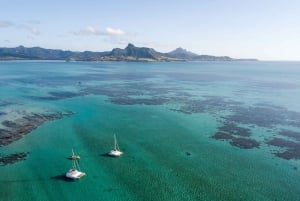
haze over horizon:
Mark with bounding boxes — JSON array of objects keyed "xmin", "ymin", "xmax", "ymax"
[{"xmin": 1, "ymin": 0, "xmax": 300, "ymax": 61}]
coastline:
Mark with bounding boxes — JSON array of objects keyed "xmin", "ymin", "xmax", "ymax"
[{"xmin": 0, "ymin": 44, "xmax": 258, "ymax": 62}]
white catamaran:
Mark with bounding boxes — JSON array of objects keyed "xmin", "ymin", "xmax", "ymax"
[
  {"xmin": 65, "ymin": 158, "xmax": 86, "ymax": 180},
  {"xmin": 108, "ymin": 134, "xmax": 123, "ymax": 157}
]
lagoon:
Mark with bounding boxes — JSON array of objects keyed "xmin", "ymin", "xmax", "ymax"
[{"xmin": 1, "ymin": 61, "xmax": 300, "ymax": 201}]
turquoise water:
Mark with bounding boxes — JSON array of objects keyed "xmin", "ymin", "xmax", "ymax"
[{"xmin": 1, "ymin": 61, "xmax": 300, "ymax": 201}]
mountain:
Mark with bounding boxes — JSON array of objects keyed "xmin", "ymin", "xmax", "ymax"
[
  {"xmin": 110, "ymin": 43, "xmax": 159, "ymax": 59},
  {"xmin": 0, "ymin": 45, "xmax": 73, "ymax": 60},
  {"xmin": 167, "ymin": 47, "xmax": 233, "ymax": 61},
  {"xmin": 0, "ymin": 45, "xmax": 107, "ymax": 61},
  {"xmin": 101, "ymin": 43, "xmax": 182, "ymax": 61},
  {"xmin": 0, "ymin": 44, "xmax": 257, "ymax": 61},
  {"xmin": 167, "ymin": 47, "xmax": 199, "ymax": 60},
  {"xmin": 0, "ymin": 44, "xmax": 179, "ymax": 61}
]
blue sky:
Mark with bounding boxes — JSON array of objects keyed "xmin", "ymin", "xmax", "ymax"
[{"xmin": 1, "ymin": 0, "xmax": 300, "ymax": 60}]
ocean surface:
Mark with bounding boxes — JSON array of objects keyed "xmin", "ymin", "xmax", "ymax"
[{"xmin": 1, "ymin": 61, "xmax": 300, "ymax": 201}]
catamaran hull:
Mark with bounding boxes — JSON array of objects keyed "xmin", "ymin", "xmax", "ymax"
[
  {"xmin": 70, "ymin": 155, "xmax": 80, "ymax": 160},
  {"xmin": 65, "ymin": 169, "xmax": 86, "ymax": 180},
  {"xmin": 108, "ymin": 150, "xmax": 123, "ymax": 157}
]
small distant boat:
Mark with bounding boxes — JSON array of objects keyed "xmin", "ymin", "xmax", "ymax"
[
  {"xmin": 70, "ymin": 149, "xmax": 80, "ymax": 160},
  {"xmin": 108, "ymin": 134, "xmax": 123, "ymax": 157},
  {"xmin": 65, "ymin": 158, "xmax": 86, "ymax": 180}
]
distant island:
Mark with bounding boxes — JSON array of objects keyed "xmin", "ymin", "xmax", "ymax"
[{"xmin": 0, "ymin": 43, "xmax": 257, "ymax": 62}]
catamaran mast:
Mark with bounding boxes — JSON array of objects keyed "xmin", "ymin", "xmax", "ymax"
[{"xmin": 114, "ymin": 134, "xmax": 117, "ymax": 150}]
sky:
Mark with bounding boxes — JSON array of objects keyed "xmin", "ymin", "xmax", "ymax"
[{"xmin": 0, "ymin": 0, "xmax": 300, "ymax": 60}]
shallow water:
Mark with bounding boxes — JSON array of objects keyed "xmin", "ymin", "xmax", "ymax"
[{"xmin": 1, "ymin": 61, "xmax": 300, "ymax": 201}]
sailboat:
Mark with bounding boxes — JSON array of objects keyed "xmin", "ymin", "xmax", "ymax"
[
  {"xmin": 65, "ymin": 158, "xmax": 86, "ymax": 180},
  {"xmin": 70, "ymin": 149, "xmax": 80, "ymax": 160},
  {"xmin": 108, "ymin": 134, "xmax": 123, "ymax": 157}
]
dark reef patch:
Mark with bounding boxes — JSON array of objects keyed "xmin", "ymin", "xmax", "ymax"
[
  {"xmin": 0, "ymin": 128, "xmax": 9, "ymax": 135},
  {"xmin": 254, "ymin": 103, "xmax": 286, "ymax": 110},
  {"xmin": 266, "ymin": 137, "xmax": 300, "ymax": 160},
  {"xmin": 2, "ymin": 120, "xmax": 19, "ymax": 128},
  {"xmin": 82, "ymin": 82, "xmax": 178, "ymax": 98},
  {"xmin": 0, "ymin": 111, "xmax": 74, "ymax": 147},
  {"xmin": 230, "ymin": 137, "xmax": 260, "ymax": 149},
  {"xmin": 48, "ymin": 91, "xmax": 80, "ymax": 99},
  {"xmin": 174, "ymin": 96, "xmax": 300, "ymax": 131},
  {"xmin": 0, "ymin": 152, "xmax": 28, "ymax": 166},
  {"xmin": 0, "ymin": 111, "xmax": 6, "ymax": 116},
  {"xmin": 170, "ymin": 109, "xmax": 192, "ymax": 114},
  {"xmin": 212, "ymin": 103, "xmax": 300, "ymax": 157},
  {"xmin": 109, "ymin": 97, "xmax": 169, "ymax": 105},
  {"xmin": 212, "ymin": 121, "xmax": 258, "ymax": 149},
  {"xmin": 0, "ymin": 128, "xmax": 13, "ymax": 140},
  {"xmin": 227, "ymin": 106, "xmax": 300, "ymax": 128},
  {"xmin": 174, "ymin": 96, "xmax": 242, "ymax": 114},
  {"xmin": 205, "ymin": 100, "xmax": 300, "ymax": 157},
  {"xmin": 80, "ymin": 82, "xmax": 186, "ymax": 106},
  {"xmin": 29, "ymin": 91, "xmax": 80, "ymax": 101},
  {"xmin": 25, "ymin": 75, "xmax": 191, "ymax": 106},
  {"xmin": 275, "ymin": 150, "xmax": 300, "ymax": 160},
  {"xmin": 218, "ymin": 122, "xmax": 251, "ymax": 137},
  {"xmin": 172, "ymin": 95, "xmax": 300, "ymax": 131},
  {"xmin": 211, "ymin": 132, "xmax": 234, "ymax": 140},
  {"xmin": 279, "ymin": 130, "xmax": 300, "ymax": 141}
]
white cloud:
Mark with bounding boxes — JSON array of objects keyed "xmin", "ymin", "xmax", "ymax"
[
  {"xmin": 105, "ymin": 27, "xmax": 125, "ymax": 36},
  {"xmin": 0, "ymin": 20, "xmax": 13, "ymax": 28},
  {"xmin": 71, "ymin": 26, "xmax": 138, "ymax": 47},
  {"xmin": 72, "ymin": 26, "xmax": 126, "ymax": 36}
]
